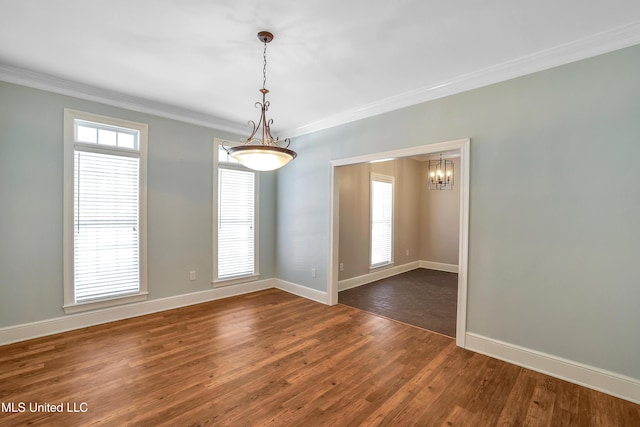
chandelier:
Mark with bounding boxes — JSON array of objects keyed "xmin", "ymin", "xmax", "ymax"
[
  {"xmin": 224, "ymin": 31, "xmax": 297, "ymax": 171},
  {"xmin": 428, "ymin": 154, "xmax": 454, "ymax": 190}
]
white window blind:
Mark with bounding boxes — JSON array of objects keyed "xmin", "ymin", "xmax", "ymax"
[
  {"xmin": 218, "ymin": 167, "xmax": 255, "ymax": 279},
  {"xmin": 64, "ymin": 109, "xmax": 147, "ymax": 313},
  {"xmin": 370, "ymin": 174, "xmax": 393, "ymax": 268},
  {"xmin": 74, "ymin": 150, "xmax": 140, "ymax": 302}
]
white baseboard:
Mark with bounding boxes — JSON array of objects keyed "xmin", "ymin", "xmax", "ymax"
[
  {"xmin": 0, "ymin": 279, "xmax": 275, "ymax": 346},
  {"xmin": 275, "ymin": 279, "xmax": 329, "ymax": 305},
  {"xmin": 3, "ymin": 279, "xmax": 638, "ymax": 405},
  {"xmin": 337, "ymin": 261, "xmax": 420, "ymax": 292},
  {"xmin": 419, "ymin": 261, "xmax": 459, "ymax": 273},
  {"xmin": 465, "ymin": 332, "xmax": 640, "ymax": 405},
  {"xmin": 337, "ymin": 260, "xmax": 459, "ymax": 292}
]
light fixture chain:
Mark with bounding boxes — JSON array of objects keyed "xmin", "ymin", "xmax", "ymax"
[{"xmin": 262, "ymin": 41, "xmax": 268, "ymax": 90}]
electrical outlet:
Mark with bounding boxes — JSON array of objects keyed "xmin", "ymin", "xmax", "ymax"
[
  {"xmin": 311, "ymin": 268, "xmax": 317, "ymax": 278},
  {"xmin": 189, "ymin": 270, "xmax": 196, "ymax": 281},
  {"xmin": 339, "ymin": 263, "xmax": 344, "ymax": 271},
  {"xmin": 406, "ymin": 249, "xmax": 409, "ymax": 256}
]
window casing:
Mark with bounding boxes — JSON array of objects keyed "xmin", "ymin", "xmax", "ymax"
[
  {"xmin": 370, "ymin": 173, "xmax": 394, "ymax": 269},
  {"xmin": 63, "ymin": 109, "xmax": 148, "ymax": 313},
  {"xmin": 213, "ymin": 139, "xmax": 259, "ymax": 285}
]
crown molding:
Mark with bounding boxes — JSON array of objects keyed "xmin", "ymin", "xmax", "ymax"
[
  {"xmin": 285, "ymin": 21, "xmax": 640, "ymax": 138},
  {"xmin": 2, "ymin": 21, "xmax": 640, "ymax": 139},
  {"xmin": 0, "ymin": 63, "xmax": 247, "ymax": 135}
]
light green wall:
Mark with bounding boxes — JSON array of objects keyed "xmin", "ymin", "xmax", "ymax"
[
  {"xmin": 277, "ymin": 44, "xmax": 640, "ymax": 379},
  {"xmin": 0, "ymin": 82, "xmax": 277, "ymax": 327}
]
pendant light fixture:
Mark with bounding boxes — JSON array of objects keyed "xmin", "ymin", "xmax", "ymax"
[
  {"xmin": 223, "ymin": 31, "xmax": 296, "ymax": 171},
  {"xmin": 428, "ymin": 153, "xmax": 454, "ymax": 190}
]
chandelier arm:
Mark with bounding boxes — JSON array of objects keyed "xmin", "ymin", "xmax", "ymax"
[
  {"xmin": 263, "ymin": 118, "xmax": 275, "ymax": 145},
  {"xmin": 246, "ymin": 119, "xmax": 259, "ymax": 143}
]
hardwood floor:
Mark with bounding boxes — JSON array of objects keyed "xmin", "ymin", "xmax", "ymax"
[
  {"xmin": 339, "ymin": 268, "xmax": 458, "ymax": 337},
  {"xmin": 1, "ymin": 289, "xmax": 638, "ymax": 426}
]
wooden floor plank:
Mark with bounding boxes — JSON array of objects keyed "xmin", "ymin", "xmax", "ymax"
[
  {"xmin": 0, "ymin": 289, "xmax": 638, "ymax": 426},
  {"xmin": 408, "ymin": 351, "xmax": 490, "ymax": 425},
  {"xmin": 523, "ymin": 384, "xmax": 557, "ymax": 426}
]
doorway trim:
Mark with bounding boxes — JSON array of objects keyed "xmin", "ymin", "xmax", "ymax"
[{"xmin": 328, "ymin": 138, "xmax": 470, "ymax": 348}]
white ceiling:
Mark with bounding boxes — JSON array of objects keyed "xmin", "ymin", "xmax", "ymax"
[{"xmin": 1, "ymin": 1, "xmax": 640, "ymax": 138}]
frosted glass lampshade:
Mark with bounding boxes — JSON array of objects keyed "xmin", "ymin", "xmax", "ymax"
[{"xmin": 228, "ymin": 145, "xmax": 297, "ymax": 171}]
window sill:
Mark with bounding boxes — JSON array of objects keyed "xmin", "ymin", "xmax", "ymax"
[
  {"xmin": 63, "ymin": 292, "xmax": 149, "ymax": 314},
  {"xmin": 369, "ymin": 262, "xmax": 394, "ymax": 272},
  {"xmin": 212, "ymin": 274, "xmax": 260, "ymax": 288}
]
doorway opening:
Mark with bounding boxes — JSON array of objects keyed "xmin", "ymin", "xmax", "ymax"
[{"xmin": 328, "ymin": 138, "xmax": 470, "ymax": 348}]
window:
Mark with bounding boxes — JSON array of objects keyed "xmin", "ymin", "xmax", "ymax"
[
  {"xmin": 63, "ymin": 109, "xmax": 148, "ymax": 313},
  {"xmin": 214, "ymin": 139, "xmax": 258, "ymax": 285},
  {"xmin": 370, "ymin": 173, "xmax": 394, "ymax": 268}
]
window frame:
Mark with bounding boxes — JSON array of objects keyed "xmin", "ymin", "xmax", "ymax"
[
  {"xmin": 63, "ymin": 109, "xmax": 148, "ymax": 314},
  {"xmin": 212, "ymin": 138, "xmax": 260, "ymax": 287},
  {"xmin": 369, "ymin": 172, "xmax": 394, "ymax": 270}
]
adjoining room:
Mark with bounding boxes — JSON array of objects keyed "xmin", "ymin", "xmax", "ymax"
[{"xmin": 337, "ymin": 152, "xmax": 461, "ymax": 337}]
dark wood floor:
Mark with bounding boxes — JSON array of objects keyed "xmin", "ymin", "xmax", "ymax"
[
  {"xmin": 339, "ymin": 268, "xmax": 458, "ymax": 337},
  {"xmin": 1, "ymin": 289, "xmax": 638, "ymax": 426}
]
